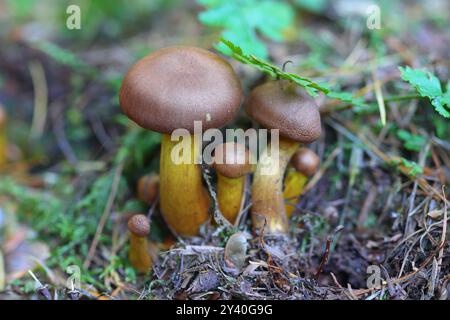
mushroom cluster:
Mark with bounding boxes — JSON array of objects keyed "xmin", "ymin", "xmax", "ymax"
[
  {"xmin": 120, "ymin": 46, "xmax": 242, "ymax": 236},
  {"xmin": 119, "ymin": 47, "xmax": 322, "ymax": 270}
]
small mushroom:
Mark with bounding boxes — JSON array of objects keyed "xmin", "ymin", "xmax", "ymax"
[
  {"xmin": 283, "ymin": 148, "xmax": 320, "ymax": 218},
  {"xmin": 0, "ymin": 105, "xmax": 6, "ymax": 166},
  {"xmin": 120, "ymin": 46, "xmax": 243, "ymax": 236},
  {"xmin": 224, "ymin": 232, "xmax": 248, "ymax": 269},
  {"xmin": 213, "ymin": 142, "xmax": 253, "ymax": 225},
  {"xmin": 245, "ymin": 80, "xmax": 321, "ymax": 234},
  {"xmin": 137, "ymin": 174, "xmax": 159, "ymax": 205},
  {"xmin": 128, "ymin": 214, "xmax": 152, "ymax": 273}
]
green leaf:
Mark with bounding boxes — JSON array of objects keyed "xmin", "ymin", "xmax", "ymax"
[
  {"xmin": 327, "ymin": 91, "xmax": 366, "ymax": 106},
  {"xmin": 431, "ymin": 95, "xmax": 450, "ymax": 118},
  {"xmin": 399, "ymin": 66, "xmax": 450, "ymax": 119},
  {"xmin": 400, "ymin": 158, "xmax": 423, "ymax": 177},
  {"xmin": 396, "ymin": 129, "xmax": 426, "ymax": 152},
  {"xmin": 433, "ymin": 114, "xmax": 449, "ymax": 139},
  {"xmin": 221, "ymin": 38, "xmax": 365, "ymax": 106},
  {"xmin": 295, "ymin": 0, "xmax": 328, "ymax": 13},
  {"xmin": 197, "ymin": 0, "xmax": 294, "ymax": 59},
  {"xmin": 6, "ymin": 0, "xmax": 35, "ymax": 20},
  {"xmin": 399, "ymin": 66, "xmax": 442, "ymax": 97},
  {"xmin": 389, "ymin": 157, "xmax": 423, "ymax": 177},
  {"xmin": 216, "ymin": 29, "xmax": 268, "ymax": 58},
  {"xmin": 431, "ymin": 83, "xmax": 450, "ymax": 118},
  {"xmin": 255, "ymin": 1, "xmax": 294, "ymax": 41}
]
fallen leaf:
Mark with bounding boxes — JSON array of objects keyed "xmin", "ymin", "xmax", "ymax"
[{"xmin": 188, "ymin": 269, "xmax": 220, "ymax": 294}]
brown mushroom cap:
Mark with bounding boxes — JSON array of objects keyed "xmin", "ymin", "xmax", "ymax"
[
  {"xmin": 119, "ymin": 46, "xmax": 242, "ymax": 134},
  {"xmin": 291, "ymin": 147, "xmax": 320, "ymax": 177},
  {"xmin": 245, "ymin": 81, "xmax": 321, "ymax": 143},
  {"xmin": 128, "ymin": 214, "xmax": 150, "ymax": 237},
  {"xmin": 137, "ymin": 174, "xmax": 159, "ymax": 205},
  {"xmin": 213, "ymin": 142, "xmax": 253, "ymax": 178}
]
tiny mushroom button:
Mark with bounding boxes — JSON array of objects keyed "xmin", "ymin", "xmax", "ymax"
[
  {"xmin": 291, "ymin": 147, "xmax": 320, "ymax": 177},
  {"xmin": 284, "ymin": 148, "xmax": 320, "ymax": 218},
  {"xmin": 213, "ymin": 142, "xmax": 253, "ymax": 225}
]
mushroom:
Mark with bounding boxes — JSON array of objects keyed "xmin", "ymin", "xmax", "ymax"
[
  {"xmin": 245, "ymin": 80, "xmax": 321, "ymax": 234},
  {"xmin": 137, "ymin": 174, "xmax": 159, "ymax": 205},
  {"xmin": 212, "ymin": 142, "xmax": 253, "ymax": 224},
  {"xmin": 119, "ymin": 47, "xmax": 242, "ymax": 236},
  {"xmin": 0, "ymin": 105, "xmax": 6, "ymax": 166},
  {"xmin": 224, "ymin": 232, "xmax": 248, "ymax": 269},
  {"xmin": 283, "ymin": 148, "xmax": 320, "ymax": 218},
  {"xmin": 128, "ymin": 214, "xmax": 152, "ymax": 273}
]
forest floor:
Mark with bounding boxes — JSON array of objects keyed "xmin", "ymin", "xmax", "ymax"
[{"xmin": 0, "ymin": 0, "xmax": 449, "ymax": 300}]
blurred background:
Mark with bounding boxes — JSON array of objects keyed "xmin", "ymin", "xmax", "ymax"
[{"xmin": 0, "ymin": 0, "xmax": 449, "ymax": 299}]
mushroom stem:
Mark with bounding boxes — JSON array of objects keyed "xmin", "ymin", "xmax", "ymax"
[
  {"xmin": 159, "ymin": 134, "xmax": 210, "ymax": 236},
  {"xmin": 128, "ymin": 215, "xmax": 152, "ymax": 273},
  {"xmin": 251, "ymin": 137, "xmax": 300, "ymax": 234},
  {"xmin": 129, "ymin": 233, "xmax": 152, "ymax": 273},
  {"xmin": 283, "ymin": 169, "xmax": 308, "ymax": 218},
  {"xmin": 217, "ymin": 173, "xmax": 246, "ymax": 224}
]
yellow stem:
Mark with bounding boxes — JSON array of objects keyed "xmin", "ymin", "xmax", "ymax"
[
  {"xmin": 251, "ymin": 137, "xmax": 300, "ymax": 234},
  {"xmin": 129, "ymin": 234, "xmax": 152, "ymax": 273},
  {"xmin": 217, "ymin": 174, "xmax": 245, "ymax": 225},
  {"xmin": 159, "ymin": 134, "xmax": 211, "ymax": 236},
  {"xmin": 283, "ymin": 169, "xmax": 308, "ymax": 218}
]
